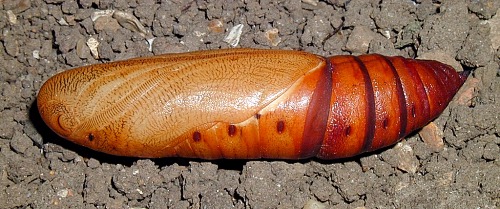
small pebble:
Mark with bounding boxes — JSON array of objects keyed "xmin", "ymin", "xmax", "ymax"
[
  {"xmin": 7, "ymin": 10, "xmax": 17, "ymax": 24},
  {"xmin": 302, "ymin": 0, "xmax": 318, "ymax": 6},
  {"xmin": 419, "ymin": 122, "xmax": 445, "ymax": 152},
  {"xmin": 345, "ymin": 26, "xmax": 375, "ymax": 54},
  {"xmin": 113, "ymin": 10, "xmax": 148, "ymax": 36},
  {"xmin": 303, "ymin": 199, "xmax": 326, "ymax": 209},
  {"xmin": 224, "ymin": 24, "xmax": 244, "ymax": 47},
  {"xmin": 86, "ymin": 37, "xmax": 99, "ymax": 59},
  {"xmin": 265, "ymin": 28, "xmax": 281, "ymax": 46},
  {"xmin": 208, "ymin": 19, "xmax": 224, "ymax": 33},
  {"xmin": 91, "ymin": 9, "xmax": 114, "ymax": 22}
]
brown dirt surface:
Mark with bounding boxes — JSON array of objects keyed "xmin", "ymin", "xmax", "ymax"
[{"xmin": 1, "ymin": 0, "xmax": 499, "ymax": 208}]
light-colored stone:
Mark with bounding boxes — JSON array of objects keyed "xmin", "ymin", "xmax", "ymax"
[
  {"xmin": 224, "ymin": 24, "xmax": 244, "ymax": 47},
  {"xmin": 487, "ymin": 8, "xmax": 500, "ymax": 50},
  {"xmin": 345, "ymin": 26, "xmax": 375, "ymax": 54}
]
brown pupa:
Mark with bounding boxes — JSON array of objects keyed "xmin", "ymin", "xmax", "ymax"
[{"xmin": 37, "ymin": 49, "xmax": 468, "ymax": 159}]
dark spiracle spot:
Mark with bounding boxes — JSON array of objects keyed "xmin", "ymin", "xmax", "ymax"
[
  {"xmin": 277, "ymin": 120, "xmax": 285, "ymax": 134},
  {"xmin": 383, "ymin": 118, "xmax": 389, "ymax": 129},
  {"xmin": 228, "ymin": 125, "xmax": 236, "ymax": 136},
  {"xmin": 345, "ymin": 126, "xmax": 351, "ymax": 136},
  {"xmin": 254, "ymin": 113, "xmax": 261, "ymax": 120},
  {"xmin": 193, "ymin": 131, "xmax": 201, "ymax": 142},
  {"xmin": 88, "ymin": 133, "xmax": 94, "ymax": 141}
]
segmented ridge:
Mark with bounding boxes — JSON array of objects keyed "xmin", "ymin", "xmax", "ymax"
[{"xmin": 352, "ymin": 56, "xmax": 376, "ymax": 153}]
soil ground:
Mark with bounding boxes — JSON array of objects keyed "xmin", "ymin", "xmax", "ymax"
[{"xmin": 1, "ymin": 0, "xmax": 499, "ymax": 208}]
